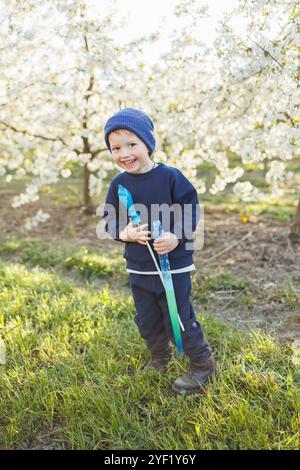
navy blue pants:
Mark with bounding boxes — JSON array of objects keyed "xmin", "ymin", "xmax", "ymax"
[{"xmin": 129, "ymin": 272, "xmax": 212, "ymax": 363}]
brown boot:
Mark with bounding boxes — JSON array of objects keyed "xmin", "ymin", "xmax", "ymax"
[
  {"xmin": 172, "ymin": 356, "xmax": 216, "ymax": 395},
  {"xmin": 141, "ymin": 351, "xmax": 172, "ymax": 371}
]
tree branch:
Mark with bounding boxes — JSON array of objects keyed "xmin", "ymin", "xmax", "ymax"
[
  {"xmin": 246, "ymin": 35, "xmax": 285, "ymax": 70},
  {"xmin": 91, "ymin": 147, "xmax": 108, "ymax": 158},
  {"xmin": 0, "ymin": 119, "xmax": 68, "ymax": 147},
  {"xmin": 246, "ymin": 34, "xmax": 299, "ymax": 83}
]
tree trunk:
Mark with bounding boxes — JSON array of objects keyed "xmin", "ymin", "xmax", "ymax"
[
  {"xmin": 290, "ymin": 195, "xmax": 300, "ymax": 243},
  {"xmin": 83, "ymin": 163, "xmax": 92, "ymax": 209},
  {"xmin": 81, "ymin": 24, "xmax": 96, "ymax": 214}
]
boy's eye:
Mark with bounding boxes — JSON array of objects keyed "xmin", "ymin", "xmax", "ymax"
[{"xmin": 112, "ymin": 143, "xmax": 136, "ymax": 151}]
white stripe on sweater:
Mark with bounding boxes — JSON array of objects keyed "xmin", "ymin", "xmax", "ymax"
[{"xmin": 126, "ymin": 264, "xmax": 195, "ymax": 275}]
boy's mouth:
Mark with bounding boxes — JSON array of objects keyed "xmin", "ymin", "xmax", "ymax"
[{"xmin": 122, "ymin": 159, "xmax": 136, "ymax": 167}]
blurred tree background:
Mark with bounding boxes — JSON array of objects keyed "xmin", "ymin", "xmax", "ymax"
[{"xmin": 0, "ymin": 0, "xmax": 299, "ymax": 451}]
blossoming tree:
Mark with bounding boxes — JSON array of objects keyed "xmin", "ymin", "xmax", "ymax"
[
  {"xmin": 0, "ymin": 0, "xmax": 159, "ymax": 227},
  {"xmin": 0, "ymin": 0, "xmax": 299, "ymax": 239},
  {"xmin": 158, "ymin": 0, "xmax": 299, "ymax": 238}
]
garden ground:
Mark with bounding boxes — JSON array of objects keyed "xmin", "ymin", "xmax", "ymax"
[{"xmin": 0, "ymin": 178, "xmax": 299, "ymax": 449}]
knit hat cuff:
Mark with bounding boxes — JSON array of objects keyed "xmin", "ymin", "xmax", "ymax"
[{"xmin": 104, "ymin": 108, "xmax": 156, "ymax": 156}]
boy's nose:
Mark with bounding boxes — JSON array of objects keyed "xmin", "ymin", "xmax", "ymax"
[{"xmin": 120, "ymin": 149, "xmax": 131, "ymax": 158}]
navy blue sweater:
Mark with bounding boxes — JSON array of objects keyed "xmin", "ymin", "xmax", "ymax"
[{"xmin": 103, "ymin": 163, "xmax": 200, "ymax": 272}]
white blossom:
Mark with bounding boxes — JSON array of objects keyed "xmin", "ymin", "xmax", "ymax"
[
  {"xmin": 24, "ymin": 209, "xmax": 50, "ymax": 230},
  {"xmin": 88, "ymin": 174, "xmax": 102, "ymax": 197},
  {"xmin": 61, "ymin": 168, "xmax": 72, "ymax": 178}
]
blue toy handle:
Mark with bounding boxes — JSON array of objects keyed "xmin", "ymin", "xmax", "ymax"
[
  {"xmin": 118, "ymin": 184, "xmax": 142, "ymax": 227},
  {"xmin": 152, "ymin": 219, "xmax": 163, "ymax": 238},
  {"xmin": 153, "ymin": 220, "xmax": 169, "ymax": 272}
]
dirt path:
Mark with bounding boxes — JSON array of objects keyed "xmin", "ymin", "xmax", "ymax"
[{"xmin": 194, "ymin": 216, "xmax": 300, "ymax": 342}]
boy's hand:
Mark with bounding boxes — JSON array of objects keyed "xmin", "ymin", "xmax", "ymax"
[
  {"xmin": 153, "ymin": 232, "xmax": 179, "ymax": 255},
  {"xmin": 119, "ymin": 221, "xmax": 151, "ymax": 245}
]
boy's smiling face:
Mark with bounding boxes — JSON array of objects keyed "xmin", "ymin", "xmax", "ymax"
[{"xmin": 108, "ymin": 129, "xmax": 153, "ymax": 174}]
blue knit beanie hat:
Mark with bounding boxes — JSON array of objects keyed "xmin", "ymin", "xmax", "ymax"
[{"xmin": 104, "ymin": 108, "xmax": 156, "ymax": 156}]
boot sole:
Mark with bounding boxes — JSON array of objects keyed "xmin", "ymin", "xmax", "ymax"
[
  {"xmin": 140, "ymin": 361, "xmax": 171, "ymax": 372},
  {"xmin": 171, "ymin": 383, "xmax": 207, "ymax": 395}
]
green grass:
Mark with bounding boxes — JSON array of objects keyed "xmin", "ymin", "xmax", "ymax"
[
  {"xmin": 268, "ymin": 277, "xmax": 300, "ymax": 310},
  {"xmin": 0, "ymin": 238, "xmax": 126, "ymax": 284},
  {"xmin": 0, "ymin": 240, "xmax": 299, "ymax": 450},
  {"xmin": 202, "ymin": 190, "xmax": 298, "ymax": 222},
  {"xmin": 197, "ymin": 156, "xmax": 299, "ymax": 222}
]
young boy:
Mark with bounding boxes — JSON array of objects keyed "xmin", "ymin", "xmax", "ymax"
[{"xmin": 102, "ymin": 108, "xmax": 216, "ymax": 395}]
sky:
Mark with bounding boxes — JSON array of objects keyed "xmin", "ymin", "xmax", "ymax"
[{"xmin": 89, "ymin": 0, "xmax": 242, "ymax": 64}]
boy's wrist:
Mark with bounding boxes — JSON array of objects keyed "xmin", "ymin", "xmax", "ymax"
[
  {"xmin": 119, "ymin": 228, "xmax": 128, "ymax": 242},
  {"xmin": 119, "ymin": 228, "xmax": 136, "ymax": 242}
]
